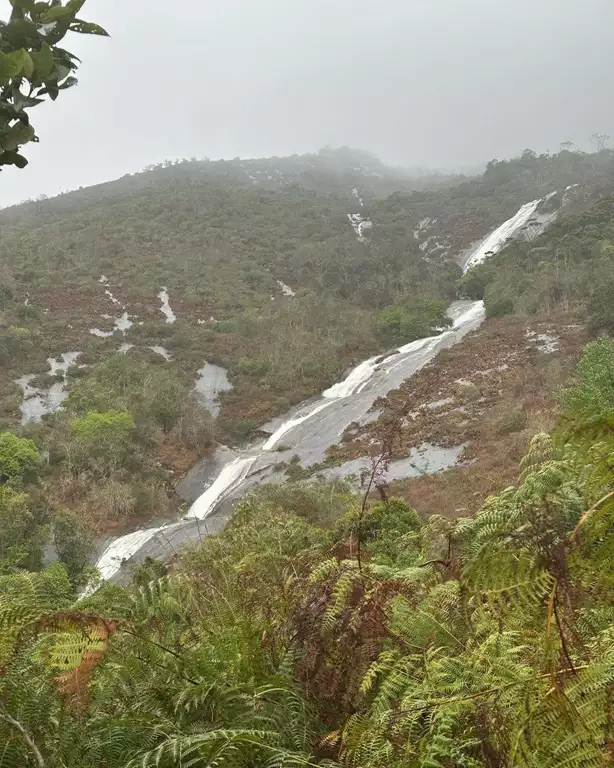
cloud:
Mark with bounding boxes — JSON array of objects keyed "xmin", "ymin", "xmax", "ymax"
[{"xmin": 1, "ymin": 0, "xmax": 613, "ymax": 206}]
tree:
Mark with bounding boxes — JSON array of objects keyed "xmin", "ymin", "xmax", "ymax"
[
  {"xmin": 0, "ymin": 430, "xmax": 39, "ymax": 484},
  {"xmin": 588, "ymin": 276, "xmax": 614, "ymax": 336},
  {"xmin": 53, "ymin": 510, "xmax": 94, "ymax": 584},
  {"xmin": 377, "ymin": 300, "xmax": 451, "ymax": 344},
  {"xmin": 589, "ymin": 132, "xmax": 610, "ymax": 152},
  {"xmin": 0, "ymin": 0, "xmax": 108, "ymax": 170},
  {"xmin": 69, "ymin": 410, "xmax": 136, "ymax": 476},
  {"xmin": 0, "ymin": 485, "xmax": 47, "ymax": 570}
]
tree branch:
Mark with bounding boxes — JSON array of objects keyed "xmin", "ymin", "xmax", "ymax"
[
  {"xmin": 569, "ymin": 490, "xmax": 614, "ymax": 544},
  {"xmin": 0, "ymin": 711, "xmax": 46, "ymax": 767}
]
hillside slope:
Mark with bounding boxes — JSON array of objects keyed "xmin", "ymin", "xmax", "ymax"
[{"xmin": 0, "ymin": 145, "xmax": 611, "ymax": 550}]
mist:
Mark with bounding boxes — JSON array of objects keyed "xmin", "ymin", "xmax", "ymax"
[{"xmin": 1, "ymin": 0, "xmax": 613, "ymax": 207}]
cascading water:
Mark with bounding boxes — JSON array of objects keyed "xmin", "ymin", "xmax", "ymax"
[
  {"xmin": 461, "ymin": 198, "xmax": 542, "ymax": 271},
  {"xmin": 185, "ymin": 457, "xmax": 256, "ymax": 520},
  {"xmin": 91, "ymin": 195, "xmax": 558, "ymax": 586},
  {"xmin": 263, "ymin": 401, "xmax": 334, "ymax": 449}
]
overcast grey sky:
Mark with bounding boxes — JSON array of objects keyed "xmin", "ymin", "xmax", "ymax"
[{"xmin": 1, "ymin": 0, "xmax": 613, "ymax": 206}]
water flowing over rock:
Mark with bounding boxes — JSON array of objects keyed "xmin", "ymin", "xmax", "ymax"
[
  {"xmin": 17, "ymin": 352, "xmax": 81, "ymax": 424},
  {"xmin": 92, "ymin": 300, "xmax": 484, "ymax": 584},
  {"xmin": 158, "ymin": 287, "xmax": 176, "ymax": 323},
  {"xmin": 89, "ymin": 311, "xmax": 133, "ymax": 337},
  {"xmin": 461, "ymin": 199, "xmax": 542, "ymax": 271},
  {"xmin": 195, "ymin": 363, "xmax": 233, "ymax": 417},
  {"xmin": 317, "ymin": 443, "xmax": 467, "ymax": 483},
  {"xmin": 347, "ymin": 212, "xmax": 373, "ymax": 242},
  {"xmin": 91, "ymin": 196, "xmax": 559, "ymax": 586},
  {"xmin": 276, "ymin": 280, "xmax": 296, "ymax": 297},
  {"xmin": 150, "ymin": 346, "xmax": 172, "ymax": 360}
]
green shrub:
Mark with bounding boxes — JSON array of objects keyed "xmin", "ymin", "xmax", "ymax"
[{"xmin": 0, "ymin": 431, "xmax": 39, "ymax": 485}]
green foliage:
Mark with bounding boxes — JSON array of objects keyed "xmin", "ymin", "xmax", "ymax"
[
  {"xmin": 588, "ymin": 274, "xmax": 614, "ymax": 335},
  {"xmin": 457, "ymin": 262, "xmax": 497, "ymax": 300},
  {"xmin": 71, "ymin": 409, "xmax": 135, "ymax": 446},
  {"xmin": 377, "ymin": 300, "xmax": 451, "ymax": 344},
  {"xmin": 0, "ymin": 429, "xmax": 39, "ymax": 483},
  {"xmin": 483, "ymin": 281, "xmax": 515, "ymax": 317},
  {"xmin": 66, "ymin": 355, "xmax": 188, "ymax": 433},
  {"xmin": 253, "ymin": 480, "xmax": 355, "ymax": 528},
  {"xmin": 473, "ymin": 192, "xmax": 614, "ymax": 318},
  {"xmin": 0, "ymin": 366, "xmax": 613, "ymax": 766},
  {"xmin": 0, "ymin": 484, "xmax": 47, "ymax": 571},
  {"xmin": 0, "ymin": 0, "xmax": 107, "ymax": 169},
  {"xmin": 53, "ymin": 510, "xmax": 94, "ymax": 585},
  {"xmin": 559, "ymin": 336, "xmax": 614, "ymax": 422},
  {"xmin": 69, "ymin": 410, "xmax": 136, "ymax": 475}
]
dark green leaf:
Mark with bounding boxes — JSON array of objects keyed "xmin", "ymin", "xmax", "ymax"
[
  {"xmin": 12, "ymin": 89, "xmax": 44, "ymax": 110},
  {"xmin": 69, "ymin": 19, "xmax": 109, "ymax": 36},
  {"xmin": 38, "ymin": 83, "xmax": 58, "ymax": 100},
  {"xmin": 9, "ymin": 0, "xmax": 35, "ymax": 12},
  {"xmin": 0, "ymin": 121, "xmax": 35, "ymax": 150},
  {"xmin": 20, "ymin": 50, "xmax": 35, "ymax": 79},
  {"xmin": 67, "ymin": 0, "xmax": 87, "ymax": 11},
  {"xmin": 31, "ymin": 41, "xmax": 54, "ymax": 79},
  {"xmin": 12, "ymin": 151, "xmax": 28, "ymax": 167},
  {"xmin": 58, "ymin": 74, "xmax": 77, "ymax": 89},
  {"xmin": 0, "ymin": 51, "xmax": 26, "ymax": 85},
  {"xmin": 0, "ymin": 149, "xmax": 29, "ymax": 167},
  {"xmin": 47, "ymin": 62, "xmax": 71, "ymax": 82},
  {"xmin": 1, "ymin": 18, "xmax": 39, "ymax": 46},
  {"xmin": 42, "ymin": 5, "xmax": 75, "ymax": 21}
]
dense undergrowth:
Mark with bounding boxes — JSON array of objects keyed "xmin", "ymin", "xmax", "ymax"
[{"xmin": 0, "ymin": 334, "xmax": 612, "ymax": 766}]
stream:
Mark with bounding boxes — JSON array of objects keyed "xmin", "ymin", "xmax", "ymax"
[{"xmin": 93, "ymin": 196, "xmax": 551, "ymax": 584}]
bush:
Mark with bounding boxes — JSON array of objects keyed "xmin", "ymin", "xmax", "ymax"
[
  {"xmin": 484, "ymin": 283, "xmax": 514, "ymax": 317},
  {"xmin": 237, "ymin": 357, "xmax": 269, "ymax": 377},
  {"xmin": 53, "ymin": 511, "xmax": 94, "ymax": 584},
  {"xmin": 0, "ymin": 431, "xmax": 40, "ymax": 485},
  {"xmin": 588, "ymin": 276, "xmax": 614, "ymax": 336},
  {"xmin": 0, "ymin": 485, "xmax": 47, "ymax": 571},
  {"xmin": 377, "ymin": 300, "xmax": 451, "ymax": 344},
  {"xmin": 457, "ymin": 263, "xmax": 495, "ymax": 300},
  {"xmin": 69, "ymin": 410, "xmax": 136, "ymax": 476},
  {"xmin": 495, "ymin": 407, "xmax": 528, "ymax": 434}
]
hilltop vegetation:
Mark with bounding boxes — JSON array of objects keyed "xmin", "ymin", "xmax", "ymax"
[
  {"xmin": 1, "ymin": 146, "xmax": 613, "ymax": 441},
  {"xmin": 0, "ymin": 147, "xmax": 465, "ymax": 442},
  {"xmin": 373, "ymin": 147, "xmax": 614, "ymax": 257}
]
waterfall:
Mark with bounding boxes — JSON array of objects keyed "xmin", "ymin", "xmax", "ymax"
[{"xmin": 91, "ymin": 195, "xmax": 554, "ymax": 587}]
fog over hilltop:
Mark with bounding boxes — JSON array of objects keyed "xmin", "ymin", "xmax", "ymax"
[{"xmin": 1, "ymin": 0, "xmax": 613, "ymax": 206}]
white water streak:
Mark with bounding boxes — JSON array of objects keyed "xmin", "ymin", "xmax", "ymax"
[
  {"xmin": 323, "ymin": 357, "xmax": 380, "ymax": 399},
  {"xmin": 158, "ymin": 287, "xmax": 176, "ymax": 323},
  {"xmin": 93, "ymin": 527, "xmax": 163, "ymax": 582},
  {"xmin": 185, "ymin": 457, "xmax": 256, "ymax": 519},
  {"xmin": 277, "ymin": 280, "xmax": 296, "ymax": 297},
  {"xmin": 463, "ymin": 199, "xmax": 542, "ymax": 271},
  {"xmin": 92, "ymin": 198, "xmax": 552, "ymax": 587},
  {"xmin": 263, "ymin": 401, "xmax": 334, "ymax": 450}
]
